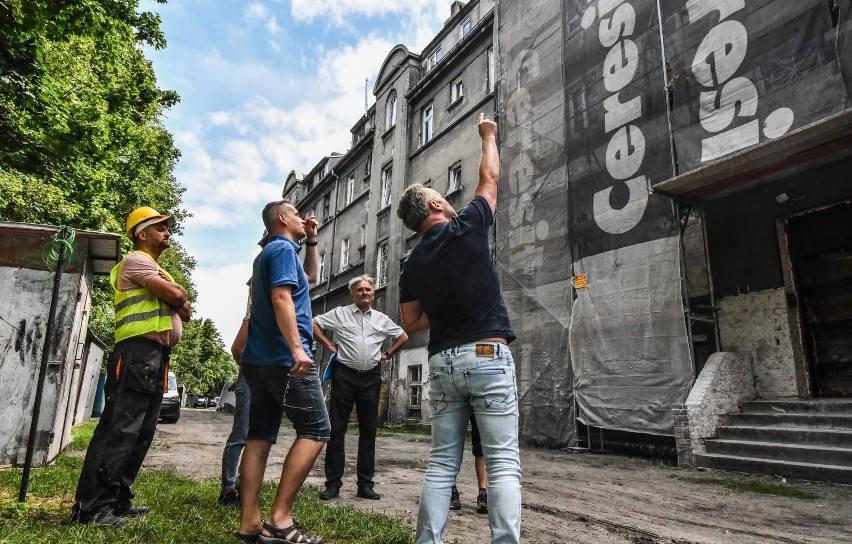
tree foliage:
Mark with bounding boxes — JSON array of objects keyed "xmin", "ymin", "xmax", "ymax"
[
  {"xmin": 0, "ymin": 0, "xmax": 232, "ymax": 389},
  {"xmin": 170, "ymin": 318, "xmax": 237, "ymax": 396}
]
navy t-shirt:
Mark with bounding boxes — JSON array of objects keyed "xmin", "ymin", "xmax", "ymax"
[
  {"xmin": 242, "ymin": 236, "xmax": 314, "ymax": 367},
  {"xmin": 399, "ymin": 196, "xmax": 515, "ymax": 356}
]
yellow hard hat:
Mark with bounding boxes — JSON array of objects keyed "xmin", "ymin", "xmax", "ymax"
[{"xmin": 126, "ymin": 206, "xmax": 176, "ymax": 237}]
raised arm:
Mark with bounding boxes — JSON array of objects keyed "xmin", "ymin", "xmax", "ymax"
[
  {"xmin": 474, "ymin": 112, "xmax": 499, "ymax": 214},
  {"xmin": 302, "ymin": 215, "xmax": 319, "ymax": 283}
]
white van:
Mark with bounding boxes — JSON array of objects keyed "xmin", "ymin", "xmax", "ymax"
[{"xmin": 159, "ymin": 371, "xmax": 181, "ymax": 423}]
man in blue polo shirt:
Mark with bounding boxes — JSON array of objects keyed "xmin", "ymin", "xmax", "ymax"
[{"xmin": 236, "ymin": 199, "xmax": 329, "ymax": 544}]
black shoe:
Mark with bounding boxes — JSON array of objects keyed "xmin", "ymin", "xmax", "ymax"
[
  {"xmin": 356, "ymin": 486, "xmax": 380, "ymax": 500},
  {"xmin": 319, "ymin": 486, "xmax": 339, "ymax": 500},
  {"xmin": 115, "ymin": 502, "xmax": 149, "ymax": 517},
  {"xmin": 219, "ymin": 488, "xmax": 240, "ymax": 507},
  {"xmin": 476, "ymin": 488, "xmax": 488, "ymax": 514},
  {"xmin": 71, "ymin": 506, "xmax": 129, "ymax": 527}
]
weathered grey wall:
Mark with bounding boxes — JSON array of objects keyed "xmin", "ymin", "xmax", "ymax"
[{"xmin": 0, "ymin": 266, "xmax": 86, "ymax": 466}]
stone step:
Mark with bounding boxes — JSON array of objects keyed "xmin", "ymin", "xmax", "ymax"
[
  {"xmin": 704, "ymin": 439, "xmax": 852, "ymax": 466},
  {"xmin": 727, "ymin": 412, "xmax": 852, "ymax": 429},
  {"xmin": 717, "ymin": 425, "xmax": 852, "ymax": 448},
  {"xmin": 741, "ymin": 399, "xmax": 852, "ymax": 415},
  {"xmin": 694, "ymin": 452, "xmax": 852, "ymax": 484}
]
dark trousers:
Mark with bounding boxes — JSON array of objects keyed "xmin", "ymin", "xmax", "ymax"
[
  {"xmin": 324, "ymin": 364, "xmax": 381, "ymax": 490},
  {"xmin": 73, "ymin": 337, "xmax": 167, "ymax": 518}
]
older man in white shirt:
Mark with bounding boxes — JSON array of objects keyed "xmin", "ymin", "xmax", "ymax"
[{"xmin": 314, "ymin": 275, "xmax": 408, "ymax": 500}]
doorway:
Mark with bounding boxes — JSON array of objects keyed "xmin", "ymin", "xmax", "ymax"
[{"xmin": 785, "ymin": 201, "xmax": 852, "ymax": 397}]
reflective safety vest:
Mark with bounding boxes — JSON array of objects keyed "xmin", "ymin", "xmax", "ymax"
[{"xmin": 111, "ymin": 251, "xmax": 175, "ymax": 343}]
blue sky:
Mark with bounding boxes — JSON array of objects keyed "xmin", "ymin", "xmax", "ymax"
[{"xmin": 141, "ymin": 0, "xmax": 456, "ymax": 342}]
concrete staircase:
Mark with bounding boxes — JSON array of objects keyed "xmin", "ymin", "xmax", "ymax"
[{"xmin": 694, "ymin": 399, "xmax": 852, "ymax": 484}]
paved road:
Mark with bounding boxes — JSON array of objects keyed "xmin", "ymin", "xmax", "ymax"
[{"xmin": 147, "ymin": 408, "xmax": 852, "ymax": 544}]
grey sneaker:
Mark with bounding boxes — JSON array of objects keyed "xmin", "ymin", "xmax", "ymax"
[{"xmin": 449, "ymin": 485, "xmax": 461, "ymax": 510}]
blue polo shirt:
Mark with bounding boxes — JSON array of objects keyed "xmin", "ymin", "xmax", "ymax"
[{"xmin": 242, "ymin": 236, "xmax": 313, "ymax": 367}]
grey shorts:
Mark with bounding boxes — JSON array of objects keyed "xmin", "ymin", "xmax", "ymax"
[{"xmin": 242, "ymin": 363, "xmax": 330, "ymax": 443}]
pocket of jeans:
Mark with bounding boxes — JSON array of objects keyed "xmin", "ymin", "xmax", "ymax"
[{"xmin": 464, "ymin": 367, "xmax": 517, "ymax": 411}]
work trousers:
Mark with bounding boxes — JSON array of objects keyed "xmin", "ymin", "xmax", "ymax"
[
  {"xmin": 324, "ymin": 364, "xmax": 381, "ymax": 490},
  {"xmin": 73, "ymin": 337, "xmax": 168, "ymax": 518}
]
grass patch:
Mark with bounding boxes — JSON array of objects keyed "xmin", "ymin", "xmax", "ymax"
[
  {"xmin": 0, "ymin": 425, "xmax": 415, "ymax": 543},
  {"xmin": 677, "ymin": 476, "xmax": 818, "ymax": 500}
]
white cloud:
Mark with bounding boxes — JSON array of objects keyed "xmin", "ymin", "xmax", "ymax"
[
  {"xmin": 177, "ymin": 33, "xmax": 396, "ymax": 232},
  {"xmin": 245, "ymin": 3, "xmax": 270, "ymax": 23},
  {"xmin": 291, "ymin": 0, "xmax": 422, "ymax": 23}
]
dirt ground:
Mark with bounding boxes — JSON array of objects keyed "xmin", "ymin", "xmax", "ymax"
[{"xmin": 143, "ymin": 408, "xmax": 852, "ymax": 544}]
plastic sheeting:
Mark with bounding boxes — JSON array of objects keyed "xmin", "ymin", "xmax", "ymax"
[
  {"xmin": 496, "ymin": 0, "xmax": 852, "ymax": 445},
  {"xmin": 661, "ymin": 0, "xmax": 848, "ymax": 172},
  {"xmin": 562, "ymin": 0, "xmax": 692, "ymax": 435},
  {"xmin": 496, "ymin": 0, "xmax": 577, "ymax": 448}
]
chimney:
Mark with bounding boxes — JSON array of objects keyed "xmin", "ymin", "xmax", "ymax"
[{"xmin": 448, "ymin": 1, "xmax": 466, "ymax": 22}]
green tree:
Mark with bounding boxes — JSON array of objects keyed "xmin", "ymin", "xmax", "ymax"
[
  {"xmin": 170, "ymin": 318, "xmax": 237, "ymax": 395},
  {"xmin": 0, "ymin": 0, "xmax": 233, "ymax": 392}
]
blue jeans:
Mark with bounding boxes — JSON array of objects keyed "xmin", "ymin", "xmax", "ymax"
[
  {"xmin": 416, "ymin": 342, "xmax": 521, "ymax": 544},
  {"xmin": 221, "ymin": 372, "xmax": 250, "ymax": 490}
]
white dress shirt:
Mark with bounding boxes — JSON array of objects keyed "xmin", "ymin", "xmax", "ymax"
[{"xmin": 314, "ymin": 304, "xmax": 404, "ymax": 371}]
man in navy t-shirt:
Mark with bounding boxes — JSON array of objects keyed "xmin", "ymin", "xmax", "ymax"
[
  {"xmin": 397, "ymin": 114, "xmax": 521, "ymax": 544},
  {"xmin": 237, "ymin": 199, "xmax": 330, "ymax": 544}
]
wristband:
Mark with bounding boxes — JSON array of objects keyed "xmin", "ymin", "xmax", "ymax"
[{"xmin": 305, "ymin": 241, "xmax": 318, "ymax": 246}]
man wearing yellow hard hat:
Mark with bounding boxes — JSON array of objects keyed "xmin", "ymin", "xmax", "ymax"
[{"xmin": 71, "ymin": 206, "xmax": 191, "ymax": 526}]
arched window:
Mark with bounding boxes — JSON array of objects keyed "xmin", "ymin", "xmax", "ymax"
[{"xmin": 386, "ymin": 91, "xmax": 397, "ymax": 130}]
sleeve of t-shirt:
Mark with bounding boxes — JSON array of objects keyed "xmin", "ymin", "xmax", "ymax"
[
  {"xmin": 380, "ymin": 313, "xmax": 404, "ymax": 339},
  {"xmin": 314, "ymin": 307, "xmax": 339, "ymax": 333},
  {"xmin": 120, "ymin": 252, "xmax": 160, "ymax": 290},
  {"xmin": 399, "ymin": 267, "xmax": 416, "ymax": 304},
  {"xmin": 267, "ymin": 244, "xmax": 300, "ymax": 289},
  {"xmin": 459, "ymin": 195, "xmax": 493, "ymax": 231}
]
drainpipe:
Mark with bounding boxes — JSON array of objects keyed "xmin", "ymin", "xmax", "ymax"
[{"xmin": 19, "ymin": 233, "xmax": 69, "ymax": 502}]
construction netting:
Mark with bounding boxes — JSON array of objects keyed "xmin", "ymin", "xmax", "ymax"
[{"xmin": 495, "ymin": 0, "xmax": 852, "ymax": 446}]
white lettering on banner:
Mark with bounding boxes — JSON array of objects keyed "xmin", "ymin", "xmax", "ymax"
[
  {"xmin": 582, "ymin": 0, "xmax": 648, "ymax": 235},
  {"xmin": 687, "ymin": 0, "xmax": 794, "ymax": 163}
]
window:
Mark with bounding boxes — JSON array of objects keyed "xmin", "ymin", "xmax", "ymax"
[
  {"xmin": 486, "ymin": 47, "xmax": 495, "ymax": 93},
  {"xmin": 386, "ymin": 91, "xmax": 397, "ymax": 130},
  {"xmin": 569, "ymin": 88, "xmax": 589, "ymax": 136},
  {"xmin": 448, "ymin": 163, "xmax": 461, "ymax": 193},
  {"xmin": 322, "ymin": 162, "xmax": 330, "ymax": 178},
  {"xmin": 420, "ymin": 104, "xmax": 433, "ymax": 146},
  {"xmin": 322, "ymin": 193, "xmax": 331, "ymax": 220},
  {"xmin": 408, "ymin": 365, "xmax": 423, "ymax": 408},
  {"xmin": 380, "ymin": 167, "xmax": 393, "ymax": 208},
  {"xmin": 451, "ymin": 79, "xmax": 464, "ymax": 102},
  {"xmin": 306, "ymin": 175, "xmax": 314, "ymax": 192},
  {"xmin": 461, "ymin": 18, "xmax": 472, "ymax": 38},
  {"xmin": 365, "ymin": 154, "xmax": 372, "ymax": 177},
  {"xmin": 318, "ymin": 252, "xmax": 326, "ymax": 282},
  {"xmin": 339, "ymin": 239, "xmax": 350, "ymax": 272},
  {"xmin": 359, "ymin": 223, "xmax": 367, "ymax": 248},
  {"xmin": 345, "ymin": 175, "xmax": 355, "ymax": 206},
  {"xmin": 376, "ymin": 243, "xmax": 388, "ymax": 288},
  {"xmin": 426, "ymin": 47, "xmax": 442, "ymax": 71}
]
